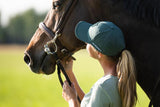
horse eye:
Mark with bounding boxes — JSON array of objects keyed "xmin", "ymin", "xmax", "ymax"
[{"xmin": 53, "ymin": 1, "xmax": 62, "ymax": 10}]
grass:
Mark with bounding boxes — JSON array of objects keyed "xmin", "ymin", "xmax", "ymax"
[{"xmin": 0, "ymin": 45, "xmax": 149, "ymax": 107}]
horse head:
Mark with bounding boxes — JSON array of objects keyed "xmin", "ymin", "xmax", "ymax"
[{"xmin": 24, "ymin": 0, "xmax": 104, "ymax": 74}]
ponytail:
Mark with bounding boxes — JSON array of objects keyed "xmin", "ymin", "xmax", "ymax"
[{"xmin": 116, "ymin": 50, "xmax": 137, "ymax": 107}]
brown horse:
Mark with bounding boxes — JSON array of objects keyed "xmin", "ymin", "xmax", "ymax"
[{"xmin": 24, "ymin": 0, "xmax": 160, "ymax": 106}]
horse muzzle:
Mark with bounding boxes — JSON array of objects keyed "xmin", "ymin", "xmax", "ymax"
[{"xmin": 24, "ymin": 51, "xmax": 56, "ymax": 75}]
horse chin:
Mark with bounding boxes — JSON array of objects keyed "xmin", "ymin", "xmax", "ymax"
[
  {"xmin": 30, "ymin": 63, "xmax": 55, "ymax": 75},
  {"xmin": 40, "ymin": 55, "xmax": 56, "ymax": 75},
  {"xmin": 40, "ymin": 65, "xmax": 56, "ymax": 75}
]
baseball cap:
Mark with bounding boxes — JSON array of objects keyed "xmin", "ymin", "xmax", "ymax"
[{"xmin": 75, "ymin": 21, "xmax": 126, "ymax": 56}]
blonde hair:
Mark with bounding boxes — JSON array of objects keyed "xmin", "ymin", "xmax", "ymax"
[{"xmin": 116, "ymin": 50, "xmax": 137, "ymax": 107}]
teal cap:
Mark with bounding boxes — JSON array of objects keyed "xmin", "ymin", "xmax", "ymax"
[{"xmin": 75, "ymin": 21, "xmax": 126, "ymax": 56}]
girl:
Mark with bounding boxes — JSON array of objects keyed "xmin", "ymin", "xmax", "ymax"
[{"xmin": 62, "ymin": 21, "xmax": 137, "ymax": 107}]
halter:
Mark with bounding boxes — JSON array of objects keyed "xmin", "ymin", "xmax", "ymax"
[{"xmin": 39, "ymin": 0, "xmax": 81, "ymax": 103}]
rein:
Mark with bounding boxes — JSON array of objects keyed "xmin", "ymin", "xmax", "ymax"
[
  {"xmin": 38, "ymin": 0, "xmax": 81, "ymax": 103},
  {"xmin": 39, "ymin": 22, "xmax": 81, "ymax": 103}
]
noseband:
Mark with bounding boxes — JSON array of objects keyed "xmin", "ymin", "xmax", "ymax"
[
  {"xmin": 39, "ymin": 22, "xmax": 73, "ymax": 85},
  {"xmin": 39, "ymin": 0, "xmax": 81, "ymax": 103}
]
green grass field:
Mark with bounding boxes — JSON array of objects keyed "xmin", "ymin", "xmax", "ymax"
[{"xmin": 0, "ymin": 45, "xmax": 149, "ymax": 107}]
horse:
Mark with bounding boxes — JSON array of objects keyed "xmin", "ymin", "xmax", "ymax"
[{"xmin": 24, "ymin": 0, "xmax": 160, "ymax": 106}]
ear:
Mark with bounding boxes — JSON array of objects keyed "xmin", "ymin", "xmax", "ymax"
[{"xmin": 97, "ymin": 51, "xmax": 103, "ymax": 59}]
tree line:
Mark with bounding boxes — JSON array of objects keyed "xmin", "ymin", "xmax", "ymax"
[{"xmin": 0, "ymin": 9, "xmax": 47, "ymax": 44}]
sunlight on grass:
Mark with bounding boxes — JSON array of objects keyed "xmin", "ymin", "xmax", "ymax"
[{"xmin": 0, "ymin": 46, "xmax": 149, "ymax": 107}]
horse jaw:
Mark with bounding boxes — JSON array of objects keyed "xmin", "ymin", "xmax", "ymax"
[{"xmin": 39, "ymin": 54, "xmax": 57, "ymax": 75}]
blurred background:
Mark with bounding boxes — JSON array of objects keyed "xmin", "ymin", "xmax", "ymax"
[
  {"xmin": 0, "ymin": 0, "xmax": 51, "ymax": 44},
  {"xmin": 0, "ymin": 0, "xmax": 149, "ymax": 107}
]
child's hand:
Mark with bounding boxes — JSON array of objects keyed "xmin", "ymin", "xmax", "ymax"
[
  {"xmin": 61, "ymin": 59, "xmax": 73, "ymax": 73},
  {"xmin": 62, "ymin": 81, "xmax": 77, "ymax": 102}
]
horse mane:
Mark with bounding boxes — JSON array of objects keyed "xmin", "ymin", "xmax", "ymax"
[{"xmin": 122, "ymin": 0, "xmax": 160, "ymax": 26}]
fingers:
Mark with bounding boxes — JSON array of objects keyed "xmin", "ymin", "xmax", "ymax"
[
  {"xmin": 61, "ymin": 59, "xmax": 73, "ymax": 65},
  {"xmin": 64, "ymin": 59, "xmax": 73, "ymax": 66},
  {"xmin": 62, "ymin": 80, "xmax": 77, "ymax": 102},
  {"xmin": 63, "ymin": 81, "xmax": 72, "ymax": 93},
  {"xmin": 60, "ymin": 59, "xmax": 73, "ymax": 72},
  {"xmin": 66, "ymin": 59, "xmax": 73, "ymax": 65},
  {"xmin": 71, "ymin": 83, "xmax": 75, "ymax": 89},
  {"xmin": 62, "ymin": 81, "xmax": 69, "ymax": 99},
  {"xmin": 63, "ymin": 80, "xmax": 69, "ymax": 89}
]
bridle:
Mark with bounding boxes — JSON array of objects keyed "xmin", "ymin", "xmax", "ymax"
[{"xmin": 39, "ymin": 0, "xmax": 81, "ymax": 103}]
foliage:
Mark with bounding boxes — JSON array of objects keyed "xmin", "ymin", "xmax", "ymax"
[
  {"xmin": 0, "ymin": 26, "xmax": 4, "ymax": 42},
  {"xmin": 0, "ymin": 9, "xmax": 47, "ymax": 44}
]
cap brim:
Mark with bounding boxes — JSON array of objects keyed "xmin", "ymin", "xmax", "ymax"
[{"xmin": 75, "ymin": 21, "xmax": 92, "ymax": 43}]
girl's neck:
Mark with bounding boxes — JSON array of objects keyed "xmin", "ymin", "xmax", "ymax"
[{"xmin": 99, "ymin": 57, "xmax": 117, "ymax": 76}]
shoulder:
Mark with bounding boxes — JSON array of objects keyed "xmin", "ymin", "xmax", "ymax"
[
  {"xmin": 81, "ymin": 75, "xmax": 121, "ymax": 107},
  {"xmin": 95, "ymin": 75, "xmax": 118, "ymax": 90},
  {"xmin": 87, "ymin": 83, "xmax": 113, "ymax": 107},
  {"xmin": 93, "ymin": 75, "xmax": 121, "ymax": 102},
  {"xmin": 91, "ymin": 75, "xmax": 118, "ymax": 98}
]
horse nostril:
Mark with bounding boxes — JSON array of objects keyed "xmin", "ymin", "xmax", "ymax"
[{"xmin": 24, "ymin": 54, "xmax": 31, "ymax": 65}]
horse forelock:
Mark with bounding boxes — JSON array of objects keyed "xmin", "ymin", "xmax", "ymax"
[{"xmin": 121, "ymin": 0, "xmax": 160, "ymax": 26}]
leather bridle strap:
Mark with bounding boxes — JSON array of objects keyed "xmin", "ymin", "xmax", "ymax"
[
  {"xmin": 39, "ymin": 22, "xmax": 54, "ymax": 40},
  {"xmin": 55, "ymin": 0, "xmax": 78, "ymax": 34},
  {"xmin": 50, "ymin": 52, "xmax": 81, "ymax": 103},
  {"xmin": 39, "ymin": 22, "xmax": 81, "ymax": 104},
  {"xmin": 39, "ymin": 0, "xmax": 81, "ymax": 103},
  {"xmin": 56, "ymin": 59, "xmax": 72, "ymax": 86},
  {"xmin": 57, "ymin": 61, "xmax": 81, "ymax": 103}
]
